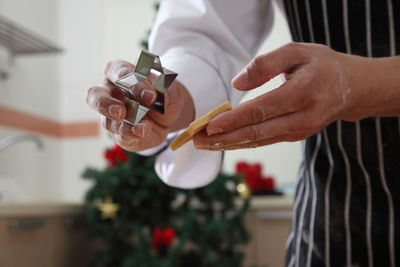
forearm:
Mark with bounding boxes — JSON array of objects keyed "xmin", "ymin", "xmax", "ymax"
[{"xmin": 340, "ymin": 54, "xmax": 400, "ymax": 120}]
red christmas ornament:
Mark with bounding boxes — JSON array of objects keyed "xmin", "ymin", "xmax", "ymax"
[
  {"xmin": 104, "ymin": 145, "xmax": 129, "ymax": 167},
  {"xmin": 261, "ymin": 176, "xmax": 275, "ymax": 192},
  {"xmin": 235, "ymin": 161, "xmax": 250, "ymax": 175},
  {"xmin": 151, "ymin": 228, "xmax": 163, "ymax": 250},
  {"xmin": 245, "ymin": 163, "xmax": 262, "ymax": 191},
  {"xmin": 162, "ymin": 227, "xmax": 175, "ymax": 248},
  {"xmin": 151, "ymin": 227, "xmax": 176, "ymax": 251},
  {"xmin": 235, "ymin": 161, "xmax": 276, "ymax": 193}
]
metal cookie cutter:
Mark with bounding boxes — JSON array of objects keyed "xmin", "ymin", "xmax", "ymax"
[{"xmin": 115, "ymin": 50, "xmax": 178, "ymax": 125}]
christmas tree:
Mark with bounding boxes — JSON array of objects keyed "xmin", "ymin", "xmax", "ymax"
[
  {"xmin": 82, "ymin": 3, "xmax": 254, "ymax": 265},
  {"xmin": 82, "ymin": 145, "xmax": 251, "ymax": 267}
]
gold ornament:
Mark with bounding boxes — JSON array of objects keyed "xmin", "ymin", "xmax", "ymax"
[
  {"xmin": 97, "ymin": 195, "xmax": 119, "ymax": 219},
  {"xmin": 236, "ymin": 183, "xmax": 251, "ymax": 199}
]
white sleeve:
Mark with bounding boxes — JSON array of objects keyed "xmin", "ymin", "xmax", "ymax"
[{"xmin": 147, "ymin": 0, "xmax": 274, "ymax": 188}]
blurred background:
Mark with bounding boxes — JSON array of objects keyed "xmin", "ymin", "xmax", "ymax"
[{"xmin": 0, "ymin": 0, "xmax": 300, "ymax": 203}]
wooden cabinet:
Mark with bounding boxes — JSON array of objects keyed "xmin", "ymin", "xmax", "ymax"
[
  {"xmin": 0, "ymin": 215, "xmax": 92, "ymax": 267},
  {"xmin": 243, "ymin": 196, "xmax": 293, "ymax": 267},
  {"xmin": 0, "ymin": 196, "xmax": 293, "ymax": 267}
]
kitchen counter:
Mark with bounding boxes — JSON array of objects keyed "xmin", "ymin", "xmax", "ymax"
[
  {"xmin": 0, "ymin": 195, "xmax": 294, "ymax": 267},
  {"xmin": 0, "ymin": 194, "xmax": 294, "ymax": 217},
  {"xmin": 249, "ymin": 194, "xmax": 293, "ymax": 210},
  {"xmin": 0, "ymin": 202, "xmax": 84, "ymax": 217}
]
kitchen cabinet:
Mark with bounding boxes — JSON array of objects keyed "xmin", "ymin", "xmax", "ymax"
[
  {"xmin": 243, "ymin": 195, "xmax": 293, "ymax": 267},
  {"xmin": 0, "ymin": 196, "xmax": 293, "ymax": 267},
  {"xmin": 0, "ymin": 204, "xmax": 92, "ymax": 267}
]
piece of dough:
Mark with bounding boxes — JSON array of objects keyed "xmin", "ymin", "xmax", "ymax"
[{"xmin": 169, "ymin": 101, "xmax": 232, "ymax": 151}]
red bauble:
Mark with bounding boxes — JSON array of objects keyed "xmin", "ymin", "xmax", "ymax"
[
  {"xmin": 245, "ymin": 163, "xmax": 262, "ymax": 191},
  {"xmin": 261, "ymin": 176, "xmax": 275, "ymax": 192},
  {"xmin": 235, "ymin": 161, "xmax": 250, "ymax": 175},
  {"xmin": 104, "ymin": 145, "xmax": 129, "ymax": 167},
  {"xmin": 151, "ymin": 228, "xmax": 163, "ymax": 250},
  {"xmin": 162, "ymin": 227, "xmax": 176, "ymax": 248},
  {"xmin": 235, "ymin": 161, "xmax": 276, "ymax": 193},
  {"xmin": 151, "ymin": 227, "xmax": 176, "ymax": 251}
]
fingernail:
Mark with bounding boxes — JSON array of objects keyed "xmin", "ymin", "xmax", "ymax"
[
  {"xmin": 232, "ymin": 68, "xmax": 248, "ymax": 89},
  {"xmin": 108, "ymin": 104, "xmax": 122, "ymax": 120},
  {"xmin": 141, "ymin": 89, "xmax": 156, "ymax": 105},
  {"xmin": 207, "ymin": 127, "xmax": 224, "ymax": 135},
  {"xmin": 132, "ymin": 123, "xmax": 146, "ymax": 137}
]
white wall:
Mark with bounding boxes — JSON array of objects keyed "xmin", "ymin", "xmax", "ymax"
[
  {"xmin": 100, "ymin": 0, "xmax": 155, "ymax": 68},
  {"xmin": 0, "ymin": 0, "xmax": 62, "ymax": 202},
  {"xmin": 57, "ymin": 0, "xmax": 104, "ymax": 201},
  {"xmin": 0, "ymin": 0, "xmax": 107, "ymax": 202},
  {"xmin": 58, "ymin": 0, "xmax": 102, "ymax": 122}
]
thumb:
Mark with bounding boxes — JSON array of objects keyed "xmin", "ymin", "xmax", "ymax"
[{"xmin": 232, "ymin": 43, "xmax": 309, "ymax": 91}]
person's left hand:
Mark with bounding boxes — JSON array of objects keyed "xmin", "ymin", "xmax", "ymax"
[{"xmin": 193, "ymin": 42, "xmax": 377, "ymax": 150}]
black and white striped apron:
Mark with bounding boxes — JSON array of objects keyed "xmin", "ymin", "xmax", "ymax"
[{"xmin": 282, "ymin": 1, "xmax": 400, "ymax": 267}]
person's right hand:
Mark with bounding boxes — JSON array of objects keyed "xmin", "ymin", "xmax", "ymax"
[{"xmin": 86, "ymin": 60, "xmax": 195, "ymax": 152}]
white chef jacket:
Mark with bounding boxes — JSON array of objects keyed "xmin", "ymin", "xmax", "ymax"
[{"xmin": 140, "ymin": 0, "xmax": 281, "ymax": 189}]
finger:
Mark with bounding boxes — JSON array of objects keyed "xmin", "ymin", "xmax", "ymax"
[
  {"xmin": 102, "ymin": 116, "xmax": 166, "ymax": 139},
  {"xmin": 102, "ymin": 117, "xmax": 143, "ymax": 139},
  {"xmin": 232, "ymin": 42, "xmax": 310, "ymax": 91},
  {"xmin": 131, "ymin": 79, "xmax": 158, "ymax": 107},
  {"xmin": 206, "ymin": 76, "xmax": 309, "ymax": 135},
  {"xmin": 104, "ymin": 117, "xmax": 168, "ymax": 152},
  {"xmin": 147, "ymin": 80, "xmax": 184, "ymax": 127},
  {"xmin": 195, "ymin": 111, "xmax": 312, "ymax": 148},
  {"xmin": 104, "ymin": 60, "xmax": 158, "ymax": 107},
  {"xmin": 194, "ymin": 132, "xmax": 305, "ymax": 151},
  {"xmin": 112, "ymin": 133, "xmax": 140, "ymax": 150},
  {"xmin": 86, "ymin": 85, "xmax": 126, "ymax": 121},
  {"xmin": 113, "ymin": 125, "xmax": 168, "ymax": 152}
]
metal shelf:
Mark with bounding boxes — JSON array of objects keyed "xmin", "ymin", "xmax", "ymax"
[{"xmin": 0, "ymin": 14, "xmax": 62, "ymax": 55}]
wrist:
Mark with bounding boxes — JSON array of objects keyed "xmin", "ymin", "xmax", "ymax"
[
  {"xmin": 169, "ymin": 81, "xmax": 195, "ymax": 132},
  {"xmin": 338, "ymin": 53, "xmax": 397, "ymax": 120},
  {"xmin": 372, "ymin": 56, "xmax": 400, "ymax": 116},
  {"xmin": 345, "ymin": 55, "xmax": 400, "ymax": 119}
]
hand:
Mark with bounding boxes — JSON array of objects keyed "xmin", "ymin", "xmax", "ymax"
[
  {"xmin": 193, "ymin": 42, "xmax": 384, "ymax": 150},
  {"xmin": 86, "ymin": 60, "xmax": 194, "ymax": 151}
]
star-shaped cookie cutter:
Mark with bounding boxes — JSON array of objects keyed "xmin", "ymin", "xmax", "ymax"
[{"xmin": 115, "ymin": 50, "xmax": 178, "ymax": 125}]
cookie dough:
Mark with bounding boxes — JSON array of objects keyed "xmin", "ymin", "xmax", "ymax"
[{"xmin": 169, "ymin": 101, "xmax": 232, "ymax": 151}]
